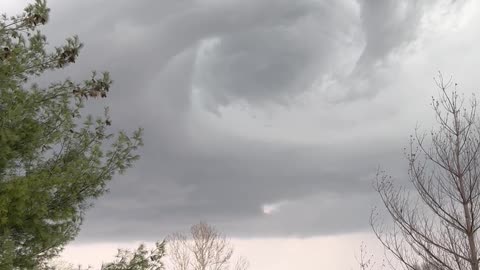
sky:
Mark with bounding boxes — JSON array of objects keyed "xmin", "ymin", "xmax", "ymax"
[{"xmin": 3, "ymin": 0, "xmax": 480, "ymax": 269}]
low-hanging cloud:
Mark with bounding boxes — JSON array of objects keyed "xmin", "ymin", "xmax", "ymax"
[{"xmin": 13, "ymin": 0, "xmax": 471, "ymax": 242}]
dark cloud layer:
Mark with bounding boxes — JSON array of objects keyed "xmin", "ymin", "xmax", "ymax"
[
  {"xmin": 23, "ymin": 0, "xmax": 466, "ymax": 242},
  {"xmin": 193, "ymin": 1, "xmax": 357, "ymax": 107}
]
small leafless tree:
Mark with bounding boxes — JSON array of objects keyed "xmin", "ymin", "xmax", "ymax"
[
  {"xmin": 355, "ymin": 242, "xmax": 385, "ymax": 270},
  {"xmin": 166, "ymin": 222, "xmax": 248, "ymax": 270},
  {"xmin": 372, "ymin": 73, "xmax": 480, "ymax": 270},
  {"xmin": 232, "ymin": 257, "xmax": 249, "ymax": 270}
]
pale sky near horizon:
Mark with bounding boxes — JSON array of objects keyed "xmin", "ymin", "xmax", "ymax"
[
  {"xmin": 3, "ymin": 0, "xmax": 480, "ymax": 269},
  {"xmin": 57, "ymin": 233, "xmax": 386, "ymax": 270}
]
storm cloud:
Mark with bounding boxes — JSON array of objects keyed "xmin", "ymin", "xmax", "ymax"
[{"xmin": 20, "ymin": 0, "xmax": 471, "ymax": 242}]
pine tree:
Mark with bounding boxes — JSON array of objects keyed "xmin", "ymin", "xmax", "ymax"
[{"xmin": 0, "ymin": 1, "xmax": 143, "ymax": 268}]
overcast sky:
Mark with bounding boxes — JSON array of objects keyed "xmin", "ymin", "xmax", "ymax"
[{"xmin": 3, "ymin": 0, "xmax": 480, "ymax": 269}]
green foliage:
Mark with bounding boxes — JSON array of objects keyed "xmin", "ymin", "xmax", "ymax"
[
  {"xmin": 0, "ymin": 0, "xmax": 143, "ymax": 268},
  {"xmin": 43, "ymin": 242, "xmax": 165, "ymax": 270},
  {"xmin": 101, "ymin": 241, "xmax": 166, "ymax": 270}
]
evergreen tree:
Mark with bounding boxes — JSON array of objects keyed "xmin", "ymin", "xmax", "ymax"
[{"xmin": 0, "ymin": 1, "xmax": 143, "ymax": 268}]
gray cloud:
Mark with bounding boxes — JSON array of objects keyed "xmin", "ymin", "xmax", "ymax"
[
  {"xmin": 19, "ymin": 0, "xmax": 466, "ymax": 242},
  {"xmin": 78, "ymin": 134, "xmax": 406, "ymax": 241},
  {"xmin": 324, "ymin": 0, "xmax": 466, "ymax": 103},
  {"xmin": 193, "ymin": 0, "xmax": 359, "ymax": 108},
  {"xmin": 356, "ymin": 0, "xmax": 424, "ymax": 68}
]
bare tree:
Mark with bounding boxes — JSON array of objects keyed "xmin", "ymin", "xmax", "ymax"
[
  {"xmin": 166, "ymin": 222, "xmax": 248, "ymax": 270},
  {"xmin": 232, "ymin": 257, "xmax": 249, "ymax": 270},
  {"xmin": 355, "ymin": 242, "xmax": 385, "ymax": 270},
  {"xmin": 372, "ymin": 73, "xmax": 480, "ymax": 270},
  {"xmin": 168, "ymin": 232, "xmax": 191, "ymax": 270}
]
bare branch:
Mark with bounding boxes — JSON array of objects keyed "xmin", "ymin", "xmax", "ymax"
[{"xmin": 372, "ymin": 74, "xmax": 480, "ymax": 270}]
